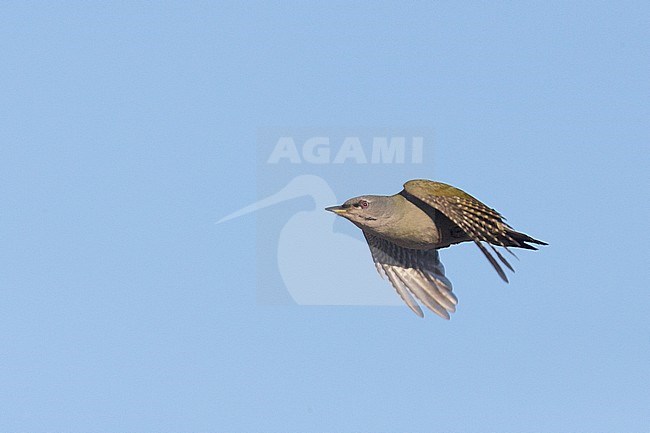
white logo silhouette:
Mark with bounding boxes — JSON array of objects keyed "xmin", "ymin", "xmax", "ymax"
[{"xmin": 218, "ymin": 174, "xmax": 401, "ymax": 305}]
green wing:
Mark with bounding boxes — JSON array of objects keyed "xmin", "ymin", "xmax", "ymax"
[{"xmin": 403, "ymin": 179, "xmax": 523, "ymax": 282}]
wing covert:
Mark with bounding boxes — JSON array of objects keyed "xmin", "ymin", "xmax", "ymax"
[{"xmin": 403, "ymin": 179, "xmax": 519, "ymax": 282}]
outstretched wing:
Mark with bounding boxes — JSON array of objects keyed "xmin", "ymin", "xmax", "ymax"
[
  {"xmin": 403, "ymin": 179, "xmax": 545, "ymax": 282},
  {"xmin": 364, "ymin": 232, "xmax": 458, "ymax": 319}
]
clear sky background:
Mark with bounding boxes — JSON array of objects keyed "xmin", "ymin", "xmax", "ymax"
[{"xmin": 1, "ymin": 2, "xmax": 649, "ymax": 432}]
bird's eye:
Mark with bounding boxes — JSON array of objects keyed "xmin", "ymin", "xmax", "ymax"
[{"xmin": 358, "ymin": 199, "xmax": 369, "ymax": 209}]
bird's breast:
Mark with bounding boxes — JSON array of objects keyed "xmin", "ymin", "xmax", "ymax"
[
  {"xmin": 370, "ymin": 203, "xmax": 442, "ymax": 250},
  {"xmin": 368, "ymin": 198, "xmax": 470, "ymax": 250}
]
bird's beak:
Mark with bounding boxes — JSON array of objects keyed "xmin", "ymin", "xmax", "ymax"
[{"xmin": 325, "ymin": 205, "xmax": 348, "ymax": 215}]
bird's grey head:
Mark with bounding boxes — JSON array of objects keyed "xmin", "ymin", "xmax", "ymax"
[{"xmin": 325, "ymin": 195, "xmax": 395, "ymax": 229}]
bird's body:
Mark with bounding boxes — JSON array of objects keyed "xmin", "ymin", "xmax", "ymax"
[
  {"xmin": 326, "ymin": 179, "xmax": 547, "ymax": 319},
  {"xmin": 347, "ymin": 193, "xmax": 469, "ymax": 250}
]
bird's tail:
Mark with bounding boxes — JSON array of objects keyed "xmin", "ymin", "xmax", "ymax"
[{"xmin": 506, "ymin": 228, "xmax": 548, "ymax": 250}]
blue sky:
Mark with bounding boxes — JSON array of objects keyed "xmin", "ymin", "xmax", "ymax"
[{"xmin": 1, "ymin": 2, "xmax": 649, "ymax": 432}]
